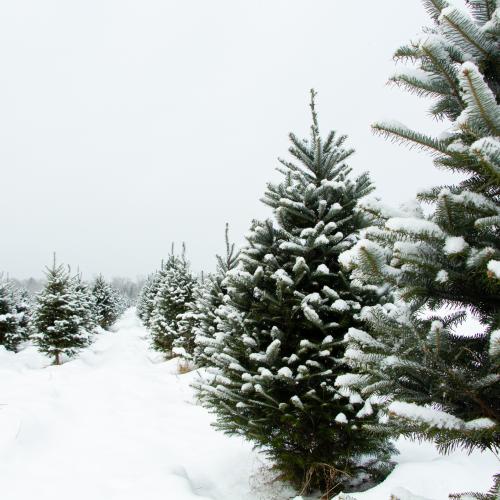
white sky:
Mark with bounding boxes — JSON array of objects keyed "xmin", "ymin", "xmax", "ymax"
[{"xmin": 0, "ymin": 0, "xmax": 464, "ymax": 280}]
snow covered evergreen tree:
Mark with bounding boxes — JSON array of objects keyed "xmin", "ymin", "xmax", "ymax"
[
  {"xmin": 175, "ymin": 277, "xmax": 205, "ymax": 361},
  {"xmin": 72, "ymin": 273, "xmax": 98, "ymax": 335},
  {"xmin": 191, "ymin": 224, "xmax": 240, "ymax": 367},
  {"xmin": 0, "ymin": 277, "xmax": 26, "ymax": 351},
  {"xmin": 12, "ymin": 287, "xmax": 32, "ymax": 342},
  {"xmin": 149, "ymin": 247, "xmax": 196, "ymax": 356},
  {"xmin": 196, "ymin": 92, "xmax": 395, "ymax": 495},
  {"xmin": 32, "ymin": 260, "xmax": 92, "ymax": 364},
  {"xmin": 337, "ymin": 0, "xmax": 499, "ymax": 459},
  {"xmin": 137, "ymin": 270, "xmax": 162, "ymax": 327},
  {"xmin": 91, "ymin": 275, "xmax": 123, "ymax": 330}
]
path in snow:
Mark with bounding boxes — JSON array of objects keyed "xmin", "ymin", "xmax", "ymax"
[
  {"xmin": 0, "ymin": 309, "xmax": 498, "ymax": 500},
  {"xmin": 0, "ymin": 309, "xmax": 290, "ymax": 500}
]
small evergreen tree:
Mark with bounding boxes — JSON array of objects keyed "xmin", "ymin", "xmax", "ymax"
[
  {"xmin": 92, "ymin": 275, "xmax": 123, "ymax": 329},
  {"xmin": 196, "ymin": 92, "xmax": 395, "ymax": 496},
  {"xmin": 137, "ymin": 270, "xmax": 163, "ymax": 327},
  {"xmin": 72, "ymin": 273, "xmax": 98, "ymax": 334},
  {"xmin": 336, "ymin": 0, "xmax": 499, "ymax": 463},
  {"xmin": 12, "ymin": 287, "xmax": 32, "ymax": 342},
  {"xmin": 149, "ymin": 247, "xmax": 196, "ymax": 356},
  {"xmin": 175, "ymin": 277, "xmax": 205, "ymax": 361},
  {"xmin": 191, "ymin": 224, "xmax": 240, "ymax": 367},
  {"xmin": 0, "ymin": 278, "xmax": 25, "ymax": 351},
  {"xmin": 32, "ymin": 260, "xmax": 92, "ymax": 364}
]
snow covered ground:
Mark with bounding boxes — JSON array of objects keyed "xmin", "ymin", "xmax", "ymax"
[{"xmin": 0, "ymin": 309, "xmax": 497, "ymax": 500}]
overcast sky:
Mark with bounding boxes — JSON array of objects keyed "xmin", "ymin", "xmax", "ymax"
[{"xmin": 1, "ymin": 0, "xmax": 465, "ymax": 280}]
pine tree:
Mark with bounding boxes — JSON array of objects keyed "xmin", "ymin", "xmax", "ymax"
[
  {"xmin": 196, "ymin": 92, "xmax": 395, "ymax": 496},
  {"xmin": 149, "ymin": 247, "xmax": 196, "ymax": 356},
  {"xmin": 0, "ymin": 278, "xmax": 25, "ymax": 351},
  {"xmin": 137, "ymin": 270, "xmax": 162, "ymax": 327},
  {"xmin": 32, "ymin": 260, "xmax": 92, "ymax": 364},
  {"xmin": 191, "ymin": 224, "xmax": 240, "ymax": 367},
  {"xmin": 72, "ymin": 273, "xmax": 98, "ymax": 335},
  {"xmin": 175, "ymin": 277, "xmax": 205, "ymax": 361},
  {"xmin": 91, "ymin": 275, "xmax": 123, "ymax": 330},
  {"xmin": 12, "ymin": 287, "xmax": 32, "ymax": 342},
  {"xmin": 337, "ymin": 0, "xmax": 499, "ymax": 460}
]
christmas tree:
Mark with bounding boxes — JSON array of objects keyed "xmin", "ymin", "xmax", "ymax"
[
  {"xmin": 12, "ymin": 287, "xmax": 33, "ymax": 342},
  {"xmin": 337, "ymin": 0, "xmax": 499, "ymax": 463},
  {"xmin": 175, "ymin": 276, "xmax": 206, "ymax": 361},
  {"xmin": 149, "ymin": 246, "xmax": 197, "ymax": 356},
  {"xmin": 137, "ymin": 270, "xmax": 163, "ymax": 327},
  {"xmin": 196, "ymin": 92, "xmax": 395, "ymax": 496},
  {"xmin": 32, "ymin": 259, "xmax": 93, "ymax": 364},
  {"xmin": 0, "ymin": 277, "xmax": 26, "ymax": 351},
  {"xmin": 191, "ymin": 224, "xmax": 240, "ymax": 367},
  {"xmin": 91, "ymin": 275, "xmax": 123, "ymax": 330},
  {"xmin": 72, "ymin": 273, "xmax": 98, "ymax": 335}
]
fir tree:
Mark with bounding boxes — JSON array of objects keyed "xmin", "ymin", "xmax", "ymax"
[
  {"xmin": 175, "ymin": 277, "xmax": 206, "ymax": 361},
  {"xmin": 32, "ymin": 260, "xmax": 92, "ymax": 364},
  {"xmin": 191, "ymin": 224, "xmax": 240, "ymax": 367},
  {"xmin": 92, "ymin": 275, "xmax": 123, "ymax": 330},
  {"xmin": 337, "ymin": 0, "xmax": 499, "ymax": 461},
  {"xmin": 12, "ymin": 287, "xmax": 32, "ymax": 342},
  {"xmin": 137, "ymin": 270, "xmax": 163, "ymax": 327},
  {"xmin": 72, "ymin": 273, "xmax": 98, "ymax": 335},
  {"xmin": 0, "ymin": 278, "xmax": 25, "ymax": 351},
  {"xmin": 196, "ymin": 92, "xmax": 395, "ymax": 496},
  {"xmin": 149, "ymin": 247, "xmax": 196, "ymax": 356}
]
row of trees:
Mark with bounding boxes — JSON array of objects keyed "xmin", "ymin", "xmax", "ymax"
[
  {"xmin": 137, "ymin": 246, "xmax": 198, "ymax": 358},
  {"xmin": 138, "ymin": 1, "xmax": 498, "ymax": 498},
  {"xmin": 0, "ymin": 261, "xmax": 126, "ymax": 364}
]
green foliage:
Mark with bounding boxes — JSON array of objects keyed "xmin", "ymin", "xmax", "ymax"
[
  {"xmin": 188, "ymin": 224, "xmax": 240, "ymax": 367},
  {"xmin": 137, "ymin": 271, "xmax": 163, "ymax": 327},
  {"xmin": 72, "ymin": 274, "xmax": 98, "ymax": 335},
  {"xmin": 337, "ymin": 0, "xmax": 500, "ymax": 458},
  {"xmin": 92, "ymin": 275, "xmax": 124, "ymax": 329},
  {"xmin": 12, "ymin": 287, "xmax": 33, "ymax": 342},
  {"xmin": 149, "ymin": 248, "xmax": 197, "ymax": 356},
  {"xmin": 196, "ymin": 92, "xmax": 395, "ymax": 496},
  {"xmin": 0, "ymin": 278, "xmax": 27, "ymax": 351},
  {"xmin": 32, "ymin": 262, "xmax": 93, "ymax": 364}
]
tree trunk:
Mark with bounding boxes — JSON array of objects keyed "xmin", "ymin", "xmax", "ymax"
[{"xmin": 54, "ymin": 351, "xmax": 60, "ymax": 365}]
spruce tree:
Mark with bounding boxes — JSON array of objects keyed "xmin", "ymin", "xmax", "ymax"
[
  {"xmin": 175, "ymin": 277, "xmax": 205, "ymax": 361},
  {"xmin": 149, "ymin": 247, "xmax": 196, "ymax": 356},
  {"xmin": 72, "ymin": 273, "xmax": 98, "ymax": 335},
  {"xmin": 91, "ymin": 275, "xmax": 123, "ymax": 330},
  {"xmin": 32, "ymin": 260, "xmax": 92, "ymax": 364},
  {"xmin": 196, "ymin": 92, "xmax": 395, "ymax": 496},
  {"xmin": 191, "ymin": 224, "xmax": 240, "ymax": 367},
  {"xmin": 137, "ymin": 270, "xmax": 163, "ymax": 327},
  {"xmin": 0, "ymin": 278, "xmax": 25, "ymax": 351},
  {"xmin": 336, "ymin": 0, "xmax": 499, "ymax": 462},
  {"xmin": 12, "ymin": 287, "xmax": 32, "ymax": 342}
]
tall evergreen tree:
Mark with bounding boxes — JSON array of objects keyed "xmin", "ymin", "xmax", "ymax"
[
  {"xmin": 196, "ymin": 92, "xmax": 395, "ymax": 496},
  {"xmin": 336, "ymin": 0, "xmax": 499, "ymax": 469},
  {"xmin": 91, "ymin": 275, "xmax": 123, "ymax": 330},
  {"xmin": 191, "ymin": 224, "xmax": 240, "ymax": 367},
  {"xmin": 149, "ymin": 247, "xmax": 196, "ymax": 356},
  {"xmin": 0, "ymin": 278, "xmax": 25, "ymax": 351},
  {"xmin": 32, "ymin": 260, "xmax": 92, "ymax": 364}
]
